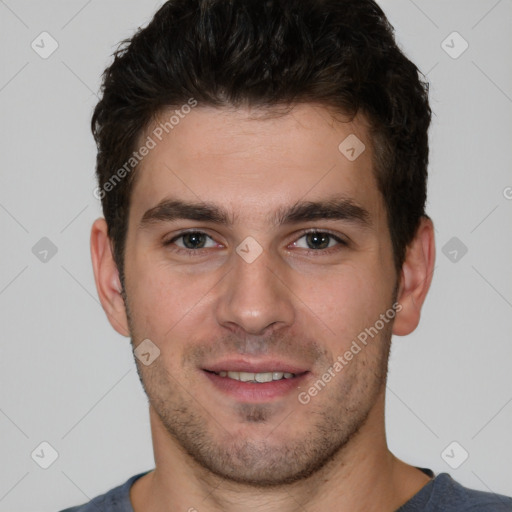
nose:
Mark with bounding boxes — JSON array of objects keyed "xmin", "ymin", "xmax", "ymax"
[{"xmin": 214, "ymin": 245, "xmax": 295, "ymax": 336}]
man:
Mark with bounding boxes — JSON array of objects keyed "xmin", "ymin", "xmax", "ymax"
[{"xmin": 61, "ymin": 0, "xmax": 512, "ymax": 510}]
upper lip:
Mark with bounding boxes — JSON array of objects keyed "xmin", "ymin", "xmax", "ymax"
[{"xmin": 203, "ymin": 358, "xmax": 309, "ymax": 374}]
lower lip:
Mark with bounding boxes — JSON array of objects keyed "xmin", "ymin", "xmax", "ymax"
[{"xmin": 203, "ymin": 370, "xmax": 309, "ymax": 402}]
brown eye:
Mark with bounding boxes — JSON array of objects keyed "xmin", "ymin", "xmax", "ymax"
[
  {"xmin": 165, "ymin": 231, "xmax": 217, "ymax": 250},
  {"xmin": 180, "ymin": 232, "xmax": 208, "ymax": 249},
  {"xmin": 292, "ymin": 231, "xmax": 346, "ymax": 251},
  {"xmin": 305, "ymin": 232, "xmax": 331, "ymax": 250}
]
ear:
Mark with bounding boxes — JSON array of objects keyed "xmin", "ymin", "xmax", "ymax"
[
  {"xmin": 392, "ymin": 216, "xmax": 436, "ymax": 336},
  {"xmin": 90, "ymin": 217, "xmax": 130, "ymax": 337}
]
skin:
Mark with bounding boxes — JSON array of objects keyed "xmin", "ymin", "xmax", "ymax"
[{"xmin": 91, "ymin": 103, "xmax": 435, "ymax": 512}]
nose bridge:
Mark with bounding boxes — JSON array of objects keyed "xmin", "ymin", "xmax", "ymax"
[{"xmin": 214, "ymin": 243, "xmax": 295, "ymax": 335}]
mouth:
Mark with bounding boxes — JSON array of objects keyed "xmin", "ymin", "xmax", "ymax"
[
  {"xmin": 205, "ymin": 369, "xmax": 300, "ymax": 382},
  {"xmin": 201, "ymin": 360, "xmax": 310, "ymax": 402}
]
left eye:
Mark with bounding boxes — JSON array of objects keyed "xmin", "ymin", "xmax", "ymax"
[{"xmin": 292, "ymin": 232, "xmax": 345, "ymax": 250}]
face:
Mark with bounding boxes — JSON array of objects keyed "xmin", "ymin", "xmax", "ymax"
[{"xmin": 121, "ymin": 104, "xmax": 399, "ymax": 486}]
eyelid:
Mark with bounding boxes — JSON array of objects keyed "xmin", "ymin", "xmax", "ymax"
[
  {"xmin": 163, "ymin": 229, "xmax": 220, "ymax": 246},
  {"xmin": 296, "ymin": 228, "xmax": 348, "ymax": 241}
]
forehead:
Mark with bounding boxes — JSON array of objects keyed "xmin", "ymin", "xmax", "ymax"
[{"xmin": 130, "ymin": 104, "xmax": 384, "ymax": 225}]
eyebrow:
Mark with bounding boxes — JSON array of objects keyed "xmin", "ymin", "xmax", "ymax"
[{"xmin": 139, "ymin": 196, "xmax": 371, "ymax": 229}]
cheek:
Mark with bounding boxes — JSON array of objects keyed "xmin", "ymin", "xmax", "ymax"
[
  {"xmin": 294, "ymin": 260, "xmax": 394, "ymax": 343},
  {"xmin": 125, "ymin": 256, "xmax": 218, "ymax": 339}
]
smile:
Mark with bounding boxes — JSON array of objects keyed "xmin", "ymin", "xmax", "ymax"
[
  {"xmin": 209, "ymin": 370, "xmax": 296, "ymax": 382},
  {"xmin": 202, "ymin": 367, "xmax": 310, "ymax": 402}
]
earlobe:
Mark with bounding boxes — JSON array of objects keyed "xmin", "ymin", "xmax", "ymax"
[
  {"xmin": 392, "ymin": 216, "xmax": 436, "ymax": 336},
  {"xmin": 90, "ymin": 218, "xmax": 130, "ymax": 337}
]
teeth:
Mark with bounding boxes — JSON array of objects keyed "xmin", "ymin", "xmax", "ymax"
[
  {"xmin": 255, "ymin": 372, "xmax": 273, "ymax": 383},
  {"xmin": 217, "ymin": 371, "xmax": 296, "ymax": 382},
  {"xmin": 239, "ymin": 371, "xmax": 255, "ymax": 382}
]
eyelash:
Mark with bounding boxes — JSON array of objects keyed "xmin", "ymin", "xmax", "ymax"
[{"xmin": 162, "ymin": 229, "xmax": 348, "ymax": 256}]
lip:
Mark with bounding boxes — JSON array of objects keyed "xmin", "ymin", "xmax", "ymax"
[
  {"xmin": 203, "ymin": 370, "xmax": 309, "ymax": 402},
  {"xmin": 201, "ymin": 358, "xmax": 310, "ymax": 403}
]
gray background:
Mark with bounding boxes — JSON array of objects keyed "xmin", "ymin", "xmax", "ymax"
[{"xmin": 0, "ymin": 0, "xmax": 511, "ymax": 510}]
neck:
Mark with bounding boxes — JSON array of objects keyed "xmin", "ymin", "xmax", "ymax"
[{"xmin": 131, "ymin": 394, "xmax": 431, "ymax": 512}]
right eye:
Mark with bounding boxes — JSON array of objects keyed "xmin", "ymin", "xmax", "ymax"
[{"xmin": 163, "ymin": 231, "xmax": 220, "ymax": 253}]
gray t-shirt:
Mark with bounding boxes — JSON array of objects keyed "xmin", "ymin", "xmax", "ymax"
[{"xmin": 59, "ymin": 468, "xmax": 512, "ymax": 511}]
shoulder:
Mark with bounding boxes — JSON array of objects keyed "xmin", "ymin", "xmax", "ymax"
[
  {"xmin": 58, "ymin": 471, "xmax": 151, "ymax": 512},
  {"xmin": 426, "ymin": 473, "xmax": 512, "ymax": 511}
]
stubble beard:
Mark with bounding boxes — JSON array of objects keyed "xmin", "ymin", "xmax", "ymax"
[{"xmin": 128, "ymin": 313, "xmax": 393, "ymax": 487}]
